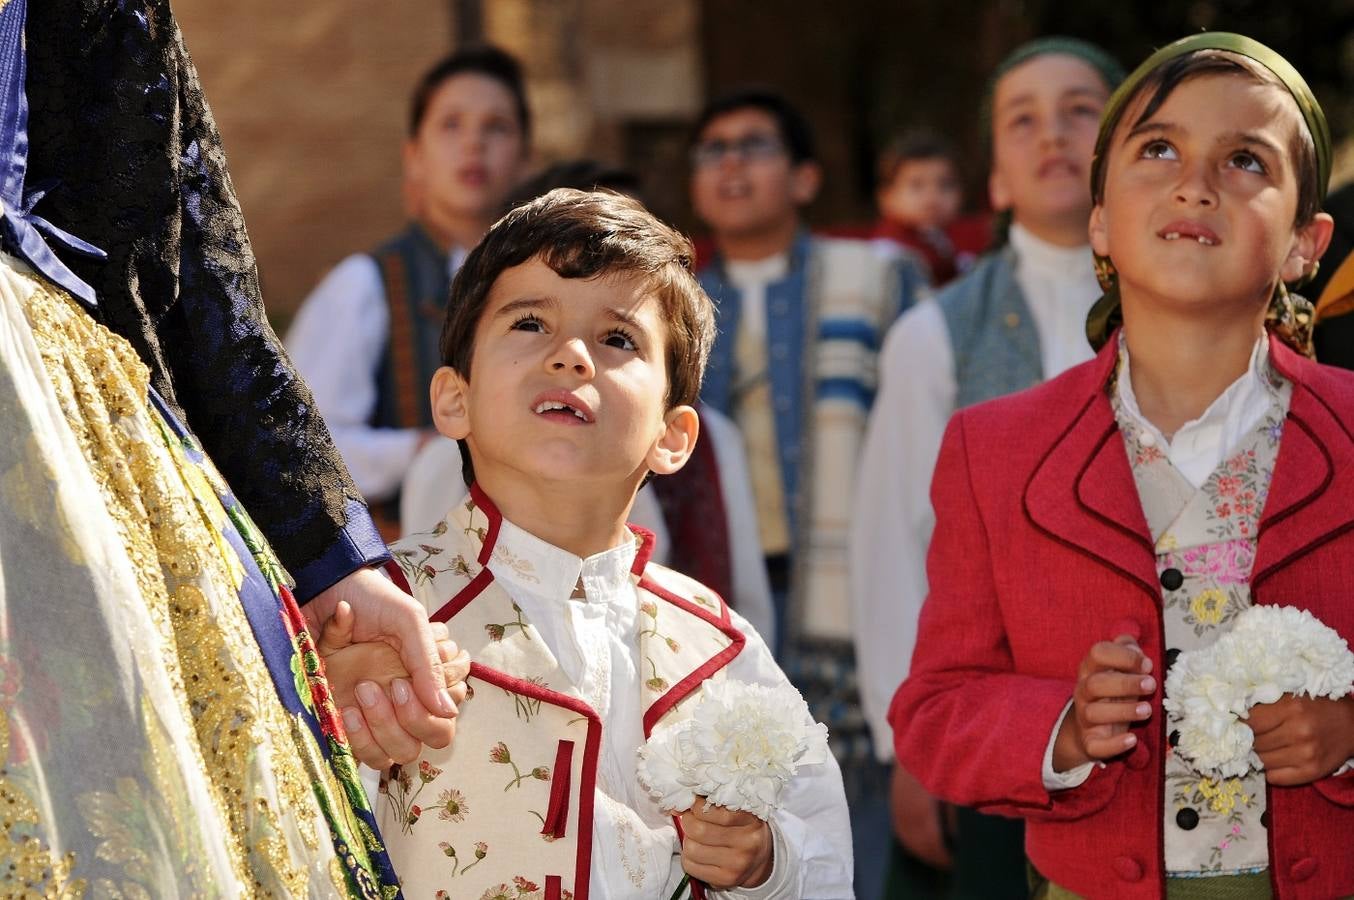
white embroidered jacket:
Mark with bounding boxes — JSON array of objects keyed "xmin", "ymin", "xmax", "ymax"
[{"xmin": 378, "ymin": 487, "xmax": 852, "ymax": 900}]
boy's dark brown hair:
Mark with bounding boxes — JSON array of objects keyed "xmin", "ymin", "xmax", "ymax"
[
  {"xmin": 876, "ymin": 129, "xmax": 961, "ymax": 187},
  {"xmin": 441, "ymin": 187, "xmax": 716, "ymax": 409},
  {"xmin": 1092, "ymin": 50, "xmax": 1321, "ymax": 225},
  {"xmin": 409, "ymin": 45, "xmax": 531, "ymax": 140}
]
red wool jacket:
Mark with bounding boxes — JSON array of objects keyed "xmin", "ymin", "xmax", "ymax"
[{"xmin": 891, "ymin": 333, "xmax": 1354, "ymax": 900}]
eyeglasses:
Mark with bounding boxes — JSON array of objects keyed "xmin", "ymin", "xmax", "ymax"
[{"xmin": 689, "ymin": 134, "xmax": 787, "ymax": 168}]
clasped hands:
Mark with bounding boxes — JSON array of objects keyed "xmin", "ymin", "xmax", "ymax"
[
  {"xmin": 1054, "ymin": 632, "xmax": 1354, "ymax": 784},
  {"xmin": 306, "ymin": 566, "xmax": 470, "ymax": 769}
]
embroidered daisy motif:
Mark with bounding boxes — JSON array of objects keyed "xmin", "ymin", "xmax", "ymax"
[{"xmin": 437, "ymin": 788, "xmax": 469, "ymax": 823}]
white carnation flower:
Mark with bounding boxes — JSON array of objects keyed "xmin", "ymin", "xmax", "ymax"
[
  {"xmin": 637, "ymin": 680, "xmax": 830, "ymax": 820},
  {"xmin": 1166, "ymin": 605, "xmax": 1354, "ymax": 779}
]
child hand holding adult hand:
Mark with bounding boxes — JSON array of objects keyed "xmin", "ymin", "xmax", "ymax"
[
  {"xmin": 1246, "ymin": 694, "xmax": 1354, "ymax": 786},
  {"xmin": 1053, "ymin": 634, "xmax": 1155, "ymax": 772},
  {"xmin": 679, "ymin": 798, "xmax": 774, "ymax": 890},
  {"xmin": 317, "ymin": 600, "xmax": 470, "ymax": 768}
]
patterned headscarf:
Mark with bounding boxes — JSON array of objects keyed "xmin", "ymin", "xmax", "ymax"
[{"xmin": 1084, "ymin": 33, "xmax": 1331, "ymax": 356}]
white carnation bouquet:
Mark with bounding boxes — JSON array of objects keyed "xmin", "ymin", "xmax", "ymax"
[
  {"xmin": 637, "ymin": 679, "xmax": 830, "ymax": 820},
  {"xmin": 1164, "ymin": 605, "xmax": 1354, "ymax": 778}
]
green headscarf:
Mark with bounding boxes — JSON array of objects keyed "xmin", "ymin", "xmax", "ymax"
[{"xmin": 1084, "ymin": 32, "xmax": 1332, "ymax": 356}]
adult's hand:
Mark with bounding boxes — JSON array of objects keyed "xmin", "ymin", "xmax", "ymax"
[{"xmin": 305, "ymin": 567, "xmax": 468, "ymax": 762}]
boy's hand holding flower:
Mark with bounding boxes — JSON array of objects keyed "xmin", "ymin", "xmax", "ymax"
[
  {"xmin": 1247, "ymin": 694, "xmax": 1354, "ymax": 785},
  {"xmin": 1054, "ymin": 633, "xmax": 1155, "ymax": 772},
  {"xmin": 1165, "ymin": 605, "xmax": 1354, "ymax": 782},
  {"xmin": 679, "ymin": 798, "xmax": 773, "ymax": 890},
  {"xmin": 637, "ymin": 680, "xmax": 829, "ymax": 896}
]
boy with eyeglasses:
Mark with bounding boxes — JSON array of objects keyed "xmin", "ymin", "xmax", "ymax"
[{"xmin": 689, "ymin": 87, "xmax": 928, "ymax": 898}]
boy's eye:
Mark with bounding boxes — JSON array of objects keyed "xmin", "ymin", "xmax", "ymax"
[
  {"xmin": 1228, "ymin": 151, "xmax": 1266, "ymax": 174},
  {"xmin": 1140, "ymin": 139, "xmax": 1177, "ymax": 161},
  {"xmin": 510, "ymin": 314, "xmax": 546, "ymax": 333},
  {"xmin": 1070, "ymin": 103, "xmax": 1102, "ymax": 119},
  {"xmin": 1006, "ymin": 113, "xmax": 1035, "ymax": 131},
  {"xmin": 603, "ymin": 329, "xmax": 638, "ymax": 352}
]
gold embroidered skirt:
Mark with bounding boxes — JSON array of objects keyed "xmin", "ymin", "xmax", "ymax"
[{"xmin": 0, "ymin": 254, "xmax": 395, "ymax": 897}]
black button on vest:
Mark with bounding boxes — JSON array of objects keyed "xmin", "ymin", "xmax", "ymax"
[
  {"xmin": 1160, "ymin": 568, "xmax": 1184, "ymax": 591},
  {"xmin": 1165, "ymin": 648, "xmax": 1181, "ymax": 672},
  {"xmin": 1169, "ymin": 729, "xmax": 1180, "ymax": 748},
  {"xmin": 1176, "ymin": 807, "xmax": 1200, "ymax": 830}
]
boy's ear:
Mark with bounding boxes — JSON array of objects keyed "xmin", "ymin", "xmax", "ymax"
[
  {"xmin": 430, "ymin": 366, "xmax": 472, "ymax": 440},
  {"xmin": 1088, "ymin": 203, "xmax": 1110, "ymax": 258},
  {"xmin": 790, "ymin": 160, "xmax": 823, "ymax": 206},
  {"xmin": 988, "ymin": 168, "xmax": 1012, "ymax": 214},
  {"xmin": 1283, "ymin": 211, "xmax": 1335, "ymax": 284},
  {"xmin": 646, "ymin": 404, "xmax": 700, "ymax": 476}
]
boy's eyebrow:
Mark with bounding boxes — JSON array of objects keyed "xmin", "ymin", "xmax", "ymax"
[
  {"xmin": 492, "ymin": 296, "xmax": 558, "ymax": 318},
  {"xmin": 1125, "ymin": 120, "xmax": 1286, "ymax": 157},
  {"xmin": 605, "ymin": 306, "xmax": 650, "ymax": 336},
  {"xmin": 997, "ymin": 85, "xmax": 1104, "ymax": 114}
]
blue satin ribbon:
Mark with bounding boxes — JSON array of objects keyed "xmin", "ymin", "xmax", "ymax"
[{"xmin": 0, "ymin": 0, "xmax": 106, "ymax": 306}]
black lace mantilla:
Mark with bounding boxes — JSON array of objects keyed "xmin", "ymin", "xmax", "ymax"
[{"xmin": 25, "ymin": 0, "xmax": 379, "ymax": 595}]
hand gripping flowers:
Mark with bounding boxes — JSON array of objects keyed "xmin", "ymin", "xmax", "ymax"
[
  {"xmin": 1164, "ymin": 605, "xmax": 1354, "ymax": 778},
  {"xmin": 637, "ymin": 680, "xmax": 831, "ymax": 820}
]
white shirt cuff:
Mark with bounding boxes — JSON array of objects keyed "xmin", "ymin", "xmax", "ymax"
[
  {"xmin": 712, "ymin": 815, "xmax": 792, "ymax": 899},
  {"xmin": 1042, "ymin": 700, "xmax": 1097, "ymax": 791}
]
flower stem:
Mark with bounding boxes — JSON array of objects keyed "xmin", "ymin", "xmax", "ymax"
[{"xmin": 668, "ymin": 874, "xmax": 691, "ymax": 900}]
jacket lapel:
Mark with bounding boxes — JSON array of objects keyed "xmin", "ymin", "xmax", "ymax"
[
  {"xmin": 1023, "ymin": 340, "xmax": 1160, "ymax": 602},
  {"xmin": 1253, "ymin": 338, "xmax": 1354, "ymax": 586},
  {"xmin": 632, "ymin": 529, "xmax": 746, "ymax": 738}
]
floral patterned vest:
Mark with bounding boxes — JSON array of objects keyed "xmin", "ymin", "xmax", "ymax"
[
  {"xmin": 379, "ymin": 486, "xmax": 745, "ymax": 900},
  {"xmin": 1113, "ymin": 360, "xmax": 1291, "ymax": 878}
]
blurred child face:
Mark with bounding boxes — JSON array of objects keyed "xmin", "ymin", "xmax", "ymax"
[
  {"xmin": 690, "ymin": 108, "xmax": 821, "ymax": 242},
  {"xmin": 989, "ymin": 54, "xmax": 1109, "ymax": 241},
  {"xmin": 878, "ymin": 157, "xmax": 963, "ymax": 231},
  {"xmin": 1089, "ymin": 74, "xmax": 1332, "ymax": 317},
  {"xmin": 404, "ymin": 73, "xmax": 528, "ymax": 231},
  {"xmin": 432, "ymin": 257, "xmax": 695, "ymax": 496}
]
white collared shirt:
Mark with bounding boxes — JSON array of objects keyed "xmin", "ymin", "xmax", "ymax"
[
  {"xmin": 1115, "ymin": 336, "xmax": 1275, "ymax": 489},
  {"xmin": 481, "ymin": 517, "xmax": 852, "ymax": 899},
  {"xmin": 849, "ymin": 224, "xmax": 1102, "ymax": 761},
  {"xmin": 285, "ymin": 247, "xmax": 466, "ymax": 502}
]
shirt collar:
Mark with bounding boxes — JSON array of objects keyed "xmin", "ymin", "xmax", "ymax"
[
  {"xmin": 488, "ymin": 515, "xmax": 640, "ymax": 604},
  {"xmin": 1008, "ymin": 222, "xmax": 1094, "ymax": 278},
  {"xmin": 1115, "ymin": 333, "xmax": 1281, "ymax": 442}
]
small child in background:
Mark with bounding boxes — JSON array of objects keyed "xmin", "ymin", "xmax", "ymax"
[{"xmin": 872, "ymin": 130, "xmax": 991, "ymax": 285}]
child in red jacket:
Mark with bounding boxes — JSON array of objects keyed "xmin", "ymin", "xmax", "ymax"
[{"xmin": 893, "ymin": 33, "xmax": 1354, "ymax": 899}]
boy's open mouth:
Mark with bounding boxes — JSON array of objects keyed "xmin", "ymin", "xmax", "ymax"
[
  {"xmin": 532, "ymin": 392, "xmax": 594, "ymax": 424},
  {"xmin": 1158, "ymin": 221, "xmax": 1220, "ymax": 246}
]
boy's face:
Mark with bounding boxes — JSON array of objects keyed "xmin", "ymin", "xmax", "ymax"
[
  {"xmin": 989, "ymin": 54, "xmax": 1108, "ymax": 237},
  {"xmin": 432, "ymin": 256, "xmax": 697, "ymax": 499},
  {"xmin": 404, "ymin": 72, "xmax": 528, "ymax": 228},
  {"xmin": 689, "ymin": 107, "xmax": 820, "ymax": 241},
  {"xmin": 1089, "ymin": 74, "xmax": 1332, "ymax": 315},
  {"xmin": 878, "ymin": 157, "xmax": 963, "ymax": 231}
]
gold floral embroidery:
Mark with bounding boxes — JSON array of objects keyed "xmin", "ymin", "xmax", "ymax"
[
  {"xmin": 1189, "ymin": 589, "xmax": 1228, "ymax": 626},
  {"xmin": 21, "ymin": 276, "xmax": 325, "ymax": 896},
  {"xmin": 0, "ymin": 708, "xmax": 85, "ymax": 897}
]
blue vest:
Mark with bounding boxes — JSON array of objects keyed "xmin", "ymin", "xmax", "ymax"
[
  {"xmin": 699, "ymin": 232, "xmax": 923, "ymax": 543},
  {"xmin": 370, "ymin": 223, "xmax": 449, "ymax": 430},
  {"xmin": 936, "ymin": 247, "xmax": 1043, "ymax": 409}
]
